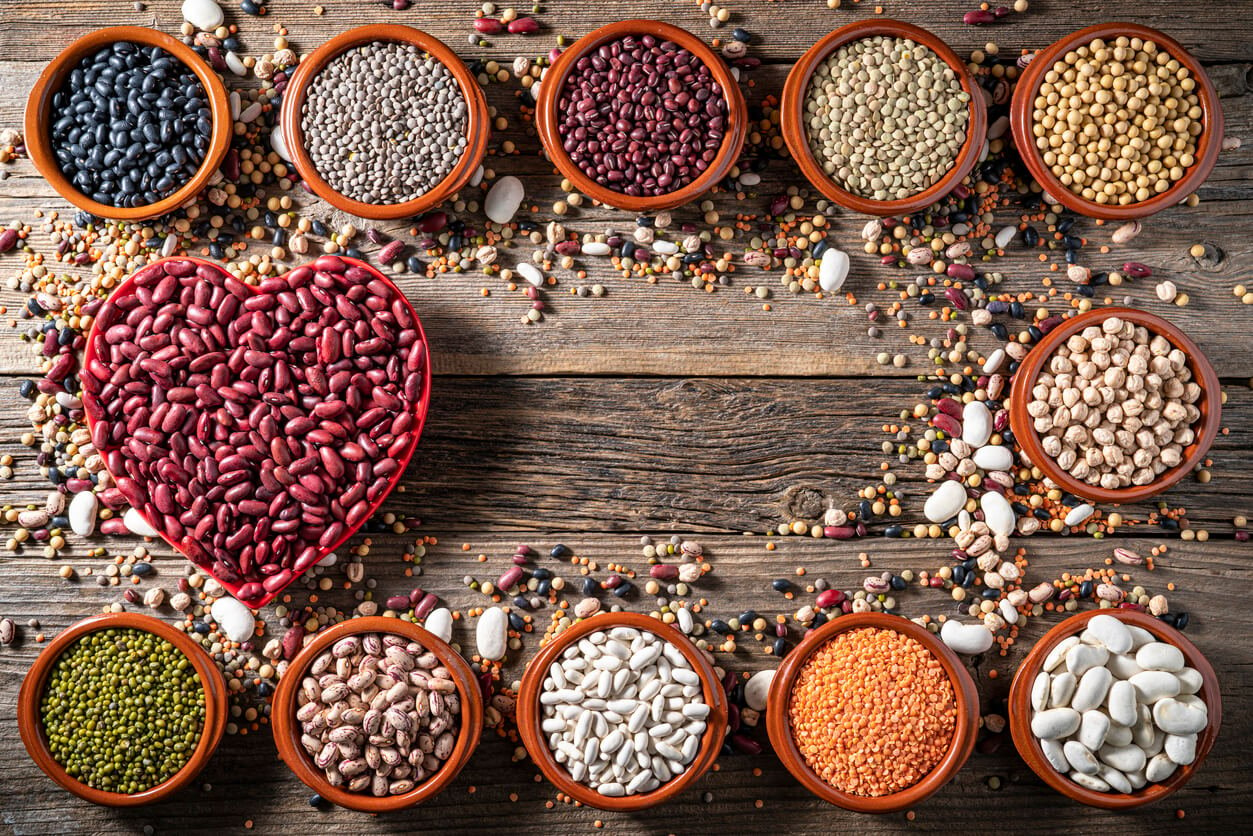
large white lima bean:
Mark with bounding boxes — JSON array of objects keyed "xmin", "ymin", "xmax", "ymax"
[{"xmin": 1026, "ymin": 616, "xmax": 1210, "ymax": 795}]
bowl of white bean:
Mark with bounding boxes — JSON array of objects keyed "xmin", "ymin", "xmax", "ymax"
[
  {"xmin": 516, "ymin": 611, "xmax": 727, "ymax": 811},
  {"xmin": 1008, "ymin": 307, "xmax": 1221, "ymax": 505},
  {"xmin": 1009, "ymin": 609, "xmax": 1220, "ymax": 808}
]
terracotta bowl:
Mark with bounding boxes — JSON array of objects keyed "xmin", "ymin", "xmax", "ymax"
[
  {"xmin": 1008, "ymin": 307, "xmax": 1221, "ymax": 505},
  {"xmin": 1009, "ymin": 23, "xmax": 1224, "ymax": 220},
  {"xmin": 270, "ymin": 617, "xmax": 483, "ymax": 812},
  {"xmin": 17, "ymin": 612, "xmax": 228, "ymax": 806},
  {"xmin": 534, "ymin": 20, "xmax": 748, "ymax": 213},
  {"xmin": 1009, "ymin": 609, "xmax": 1221, "ymax": 809},
  {"xmin": 79, "ymin": 255, "xmax": 433, "ymax": 608},
  {"xmin": 516, "ymin": 611, "xmax": 728, "ymax": 811},
  {"xmin": 765, "ymin": 613, "xmax": 979, "ymax": 813},
  {"xmin": 781, "ymin": 19, "xmax": 989, "ymax": 217},
  {"xmin": 280, "ymin": 25, "xmax": 490, "ymax": 221},
  {"xmin": 24, "ymin": 26, "xmax": 232, "ymax": 222}
]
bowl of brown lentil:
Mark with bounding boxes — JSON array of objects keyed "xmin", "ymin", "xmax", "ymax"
[
  {"xmin": 17, "ymin": 612, "xmax": 228, "ymax": 806},
  {"xmin": 780, "ymin": 19, "xmax": 988, "ymax": 217},
  {"xmin": 765, "ymin": 613, "xmax": 979, "ymax": 813},
  {"xmin": 1009, "ymin": 23, "xmax": 1223, "ymax": 220},
  {"xmin": 279, "ymin": 25, "xmax": 490, "ymax": 221},
  {"xmin": 270, "ymin": 616, "xmax": 484, "ymax": 813},
  {"xmin": 534, "ymin": 20, "xmax": 748, "ymax": 213},
  {"xmin": 1008, "ymin": 609, "xmax": 1221, "ymax": 809},
  {"xmin": 1008, "ymin": 307, "xmax": 1222, "ymax": 505}
]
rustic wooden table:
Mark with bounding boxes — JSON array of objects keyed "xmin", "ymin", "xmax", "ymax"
[{"xmin": 0, "ymin": 0, "xmax": 1250, "ymax": 833}]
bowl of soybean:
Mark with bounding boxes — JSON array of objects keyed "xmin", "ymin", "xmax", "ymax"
[
  {"xmin": 781, "ymin": 19, "xmax": 988, "ymax": 216},
  {"xmin": 1009, "ymin": 23, "xmax": 1223, "ymax": 220},
  {"xmin": 18, "ymin": 612, "xmax": 227, "ymax": 806},
  {"xmin": 279, "ymin": 24, "xmax": 490, "ymax": 221},
  {"xmin": 24, "ymin": 26, "xmax": 232, "ymax": 222}
]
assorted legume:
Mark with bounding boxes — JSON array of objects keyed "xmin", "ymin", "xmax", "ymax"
[
  {"xmin": 539, "ymin": 625, "xmax": 709, "ymax": 796},
  {"xmin": 803, "ymin": 36, "xmax": 970, "ymax": 201},
  {"xmin": 1027, "ymin": 316, "xmax": 1202, "ymax": 489},
  {"xmin": 40, "ymin": 626, "xmax": 206, "ymax": 792},
  {"xmin": 788, "ymin": 626, "xmax": 957, "ymax": 796},
  {"xmin": 81, "ymin": 255, "xmax": 427, "ymax": 604},
  {"xmin": 1029, "ymin": 614, "xmax": 1210, "ymax": 792},
  {"xmin": 301, "ymin": 42, "xmax": 468, "ymax": 204},
  {"xmin": 50, "ymin": 42, "xmax": 211, "ymax": 207},
  {"xmin": 1031, "ymin": 36, "xmax": 1203, "ymax": 205},
  {"xmin": 296, "ymin": 631, "xmax": 461, "ymax": 796},
  {"xmin": 557, "ymin": 34, "xmax": 728, "ymax": 197}
]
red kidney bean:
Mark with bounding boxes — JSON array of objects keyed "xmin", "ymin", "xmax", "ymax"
[{"xmin": 83, "ymin": 258, "xmax": 425, "ymax": 604}]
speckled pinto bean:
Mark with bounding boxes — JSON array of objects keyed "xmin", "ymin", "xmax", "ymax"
[
  {"xmin": 81, "ymin": 256, "xmax": 426, "ymax": 604},
  {"xmin": 788, "ymin": 627, "xmax": 956, "ymax": 797},
  {"xmin": 557, "ymin": 35, "xmax": 728, "ymax": 196}
]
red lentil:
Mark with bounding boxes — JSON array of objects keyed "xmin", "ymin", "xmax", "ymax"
[{"xmin": 788, "ymin": 627, "xmax": 956, "ymax": 796}]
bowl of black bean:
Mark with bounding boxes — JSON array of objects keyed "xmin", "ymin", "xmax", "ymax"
[{"xmin": 25, "ymin": 26, "xmax": 231, "ymax": 221}]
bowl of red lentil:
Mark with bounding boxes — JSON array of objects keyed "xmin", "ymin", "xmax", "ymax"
[
  {"xmin": 780, "ymin": 19, "xmax": 988, "ymax": 217},
  {"xmin": 534, "ymin": 19, "xmax": 748, "ymax": 213},
  {"xmin": 1009, "ymin": 23, "xmax": 1223, "ymax": 220},
  {"xmin": 1008, "ymin": 609, "xmax": 1221, "ymax": 809},
  {"xmin": 765, "ymin": 613, "xmax": 979, "ymax": 813},
  {"xmin": 1007, "ymin": 307, "xmax": 1222, "ymax": 505}
]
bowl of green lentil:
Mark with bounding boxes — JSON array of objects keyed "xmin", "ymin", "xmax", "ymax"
[
  {"xmin": 18, "ymin": 612, "xmax": 227, "ymax": 806},
  {"xmin": 1009, "ymin": 23, "xmax": 1223, "ymax": 220},
  {"xmin": 781, "ymin": 19, "xmax": 988, "ymax": 217},
  {"xmin": 279, "ymin": 24, "xmax": 490, "ymax": 221}
]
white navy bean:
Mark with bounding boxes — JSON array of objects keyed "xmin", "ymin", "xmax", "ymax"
[
  {"xmin": 1031, "ymin": 672, "xmax": 1051, "ymax": 712},
  {"xmin": 1145, "ymin": 752, "xmax": 1179, "ymax": 782},
  {"xmin": 1165, "ymin": 733, "xmax": 1197, "ymax": 766},
  {"xmin": 1066, "ymin": 643, "xmax": 1109, "ymax": 677},
  {"xmin": 1104, "ymin": 723, "xmax": 1134, "ymax": 747},
  {"xmin": 1078, "ymin": 710, "xmax": 1110, "ymax": 751},
  {"xmin": 1064, "ymin": 740, "xmax": 1100, "ymax": 774},
  {"xmin": 1129, "ymin": 670, "xmax": 1181, "ymax": 704},
  {"xmin": 1041, "ymin": 738, "xmax": 1069, "ymax": 773},
  {"xmin": 1098, "ymin": 743, "xmax": 1146, "ymax": 773},
  {"xmin": 1043, "ymin": 636, "xmax": 1080, "ymax": 672},
  {"xmin": 1176, "ymin": 667, "xmax": 1203, "ymax": 695},
  {"xmin": 1082, "ymin": 614, "xmax": 1133, "ymax": 654},
  {"xmin": 1069, "ymin": 770, "xmax": 1110, "ymax": 792},
  {"xmin": 1152, "ymin": 698, "xmax": 1207, "ymax": 735},
  {"xmin": 1072, "ymin": 667, "xmax": 1114, "ymax": 712},
  {"xmin": 1031, "ymin": 707, "xmax": 1081, "ymax": 740},
  {"xmin": 1108, "ymin": 680, "xmax": 1139, "ymax": 727},
  {"xmin": 1050, "ymin": 672, "xmax": 1077, "ymax": 708},
  {"xmin": 1098, "ymin": 765, "xmax": 1133, "ymax": 794}
]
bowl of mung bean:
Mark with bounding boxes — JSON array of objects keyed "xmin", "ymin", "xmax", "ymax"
[
  {"xmin": 780, "ymin": 19, "xmax": 988, "ymax": 217},
  {"xmin": 1008, "ymin": 609, "xmax": 1221, "ymax": 808},
  {"xmin": 24, "ymin": 26, "xmax": 232, "ymax": 222},
  {"xmin": 270, "ymin": 616, "xmax": 484, "ymax": 813},
  {"xmin": 1008, "ymin": 307, "xmax": 1222, "ymax": 505},
  {"xmin": 279, "ymin": 25, "xmax": 490, "ymax": 221},
  {"xmin": 534, "ymin": 20, "xmax": 748, "ymax": 213},
  {"xmin": 1009, "ymin": 23, "xmax": 1223, "ymax": 220},
  {"xmin": 17, "ymin": 612, "xmax": 228, "ymax": 806},
  {"xmin": 516, "ymin": 611, "xmax": 728, "ymax": 811},
  {"xmin": 765, "ymin": 613, "xmax": 979, "ymax": 813}
]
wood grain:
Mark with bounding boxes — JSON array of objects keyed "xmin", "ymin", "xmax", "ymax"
[
  {"xmin": 0, "ymin": 536, "xmax": 1246, "ymax": 834},
  {"xmin": 0, "ymin": 0, "xmax": 1251, "ymax": 833}
]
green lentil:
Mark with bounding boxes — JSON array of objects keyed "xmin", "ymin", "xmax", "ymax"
[{"xmin": 40, "ymin": 627, "xmax": 205, "ymax": 793}]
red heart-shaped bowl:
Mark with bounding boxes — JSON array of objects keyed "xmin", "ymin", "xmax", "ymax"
[{"xmin": 80, "ymin": 255, "xmax": 432, "ymax": 607}]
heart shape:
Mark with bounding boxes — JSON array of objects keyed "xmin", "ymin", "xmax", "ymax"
[{"xmin": 81, "ymin": 255, "xmax": 431, "ymax": 607}]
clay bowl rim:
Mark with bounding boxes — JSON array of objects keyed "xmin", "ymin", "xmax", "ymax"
[
  {"xmin": 270, "ymin": 616, "xmax": 484, "ymax": 813},
  {"xmin": 534, "ymin": 19, "xmax": 749, "ymax": 213},
  {"xmin": 17, "ymin": 612, "xmax": 228, "ymax": 807},
  {"xmin": 779, "ymin": 18, "xmax": 989, "ymax": 217},
  {"xmin": 765, "ymin": 612, "xmax": 980, "ymax": 813},
  {"xmin": 1007, "ymin": 608, "xmax": 1221, "ymax": 809},
  {"xmin": 280, "ymin": 24, "xmax": 491, "ymax": 221},
  {"xmin": 1008, "ymin": 22, "xmax": 1224, "ymax": 221},
  {"xmin": 78, "ymin": 254, "xmax": 434, "ymax": 608},
  {"xmin": 516, "ymin": 611, "xmax": 729, "ymax": 811},
  {"xmin": 1007, "ymin": 306, "xmax": 1221, "ymax": 505},
  {"xmin": 23, "ymin": 25, "xmax": 233, "ymax": 222}
]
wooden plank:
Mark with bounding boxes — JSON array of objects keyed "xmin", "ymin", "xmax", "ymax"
[
  {"xmin": 1, "ymin": 0, "xmax": 1253, "ymax": 63},
  {"xmin": 0, "ymin": 375, "xmax": 1247, "ymax": 534},
  {"xmin": 0, "ymin": 535, "xmax": 1246, "ymax": 834}
]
